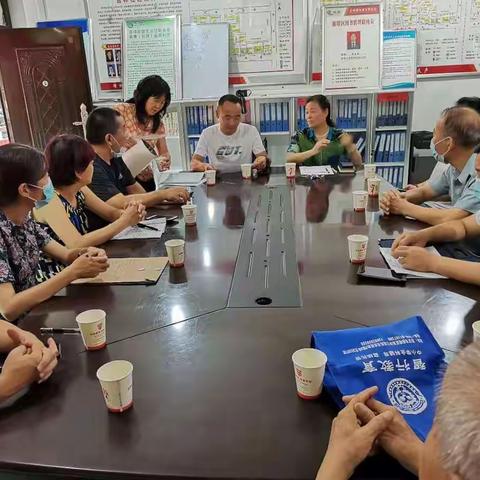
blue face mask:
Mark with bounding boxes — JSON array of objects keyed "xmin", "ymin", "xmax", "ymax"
[
  {"xmin": 430, "ymin": 137, "xmax": 451, "ymax": 164},
  {"xmin": 28, "ymin": 179, "xmax": 55, "ymax": 209}
]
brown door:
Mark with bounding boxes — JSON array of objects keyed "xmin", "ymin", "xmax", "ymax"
[{"xmin": 0, "ymin": 27, "xmax": 92, "ymax": 149}]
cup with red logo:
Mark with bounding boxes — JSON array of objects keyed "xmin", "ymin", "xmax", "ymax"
[
  {"xmin": 76, "ymin": 309, "xmax": 106, "ymax": 350},
  {"xmin": 205, "ymin": 169, "xmax": 216, "ymax": 186},
  {"xmin": 285, "ymin": 162, "xmax": 296, "ymax": 178},
  {"xmin": 367, "ymin": 177, "xmax": 380, "ymax": 197},
  {"xmin": 96, "ymin": 360, "xmax": 133, "ymax": 413},
  {"xmin": 348, "ymin": 234, "xmax": 369, "ymax": 264},
  {"xmin": 292, "ymin": 348, "xmax": 328, "ymax": 399}
]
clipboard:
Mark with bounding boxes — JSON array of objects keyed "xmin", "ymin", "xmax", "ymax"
[{"xmin": 73, "ymin": 257, "xmax": 168, "ymax": 285}]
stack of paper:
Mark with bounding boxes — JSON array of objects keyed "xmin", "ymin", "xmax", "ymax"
[
  {"xmin": 299, "ymin": 166, "xmax": 336, "ymax": 176},
  {"xmin": 112, "ymin": 218, "xmax": 166, "ymax": 241},
  {"xmin": 155, "ymin": 170, "xmax": 205, "ymax": 187},
  {"xmin": 379, "ymin": 246, "xmax": 446, "ymax": 279}
]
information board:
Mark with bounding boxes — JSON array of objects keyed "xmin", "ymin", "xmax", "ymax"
[
  {"xmin": 122, "ymin": 16, "xmax": 182, "ymax": 101},
  {"xmin": 382, "ymin": 30, "xmax": 416, "ymax": 90}
]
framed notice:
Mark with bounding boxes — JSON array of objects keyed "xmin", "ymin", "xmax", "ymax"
[
  {"xmin": 382, "ymin": 30, "xmax": 416, "ymax": 91},
  {"xmin": 322, "ymin": 3, "xmax": 382, "ymax": 93},
  {"xmin": 122, "ymin": 16, "xmax": 182, "ymax": 101}
]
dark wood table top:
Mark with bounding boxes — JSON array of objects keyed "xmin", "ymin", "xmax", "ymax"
[{"xmin": 1, "ymin": 170, "xmax": 477, "ymax": 479}]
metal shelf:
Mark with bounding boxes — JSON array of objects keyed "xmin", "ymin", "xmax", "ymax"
[{"xmin": 375, "ymin": 126, "xmax": 408, "ymax": 131}]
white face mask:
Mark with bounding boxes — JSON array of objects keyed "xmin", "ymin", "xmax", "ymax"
[
  {"xmin": 430, "ymin": 137, "xmax": 452, "ymax": 164},
  {"xmin": 109, "ymin": 135, "xmax": 127, "ymax": 158}
]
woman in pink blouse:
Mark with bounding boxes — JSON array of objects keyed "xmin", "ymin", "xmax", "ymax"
[{"xmin": 114, "ymin": 75, "xmax": 172, "ymax": 189}]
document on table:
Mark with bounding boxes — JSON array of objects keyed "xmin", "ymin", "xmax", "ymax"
[
  {"xmin": 73, "ymin": 257, "xmax": 168, "ymax": 285},
  {"xmin": 379, "ymin": 246, "xmax": 447, "ymax": 279},
  {"xmin": 112, "ymin": 218, "xmax": 166, "ymax": 241},
  {"xmin": 155, "ymin": 170, "xmax": 205, "ymax": 187},
  {"xmin": 299, "ymin": 166, "xmax": 336, "ymax": 176}
]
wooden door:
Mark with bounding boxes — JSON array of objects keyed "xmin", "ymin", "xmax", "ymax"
[{"xmin": 0, "ymin": 27, "xmax": 92, "ymax": 149}]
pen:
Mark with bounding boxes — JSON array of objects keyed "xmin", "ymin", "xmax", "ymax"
[
  {"xmin": 137, "ymin": 223, "xmax": 160, "ymax": 232},
  {"xmin": 40, "ymin": 328, "xmax": 80, "ymax": 334}
]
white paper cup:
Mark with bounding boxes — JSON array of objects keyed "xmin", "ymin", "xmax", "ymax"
[
  {"xmin": 473, "ymin": 321, "xmax": 480, "ymax": 341},
  {"xmin": 348, "ymin": 234, "xmax": 369, "ymax": 264},
  {"xmin": 165, "ymin": 239, "xmax": 185, "ymax": 267},
  {"xmin": 292, "ymin": 348, "xmax": 328, "ymax": 400},
  {"xmin": 285, "ymin": 162, "xmax": 296, "ymax": 178},
  {"xmin": 364, "ymin": 164, "xmax": 376, "ymax": 179},
  {"xmin": 353, "ymin": 190, "xmax": 368, "ymax": 212},
  {"xmin": 205, "ymin": 169, "xmax": 216, "ymax": 186},
  {"xmin": 241, "ymin": 163, "xmax": 252, "ymax": 179},
  {"xmin": 75, "ymin": 309, "xmax": 106, "ymax": 351},
  {"xmin": 96, "ymin": 360, "xmax": 133, "ymax": 413},
  {"xmin": 182, "ymin": 204, "xmax": 197, "ymax": 226},
  {"xmin": 367, "ymin": 177, "xmax": 381, "ymax": 197}
]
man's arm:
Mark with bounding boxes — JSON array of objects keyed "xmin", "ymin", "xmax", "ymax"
[
  {"xmin": 402, "ymin": 182, "xmax": 439, "ymax": 204},
  {"xmin": 191, "ymin": 154, "xmax": 213, "ymax": 172},
  {"xmin": 396, "ymin": 203, "xmax": 470, "ymax": 225},
  {"xmin": 106, "ymin": 186, "xmax": 189, "ymax": 209}
]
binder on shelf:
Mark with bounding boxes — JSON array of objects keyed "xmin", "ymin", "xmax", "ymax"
[
  {"xmin": 378, "ymin": 133, "xmax": 386, "ymax": 163},
  {"xmin": 275, "ymin": 102, "xmax": 281, "ymax": 131},
  {"xmin": 400, "ymin": 132, "xmax": 406, "ymax": 162},
  {"xmin": 360, "ymin": 98, "xmax": 367, "ymax": 128},
  {"xmin": 260, "ymin": 104, "xmax": 265, "ymax": 132},
  {"xmin": 283, "ymin": 102, "xmax": 289, "ymax": 131},
  {"xmin": 352, "ymin": 99, "xmax": 358, "ymax": 128},
  {"xmin": 265, "ymin": 104, "xmax": 271, "ymax": 132}
]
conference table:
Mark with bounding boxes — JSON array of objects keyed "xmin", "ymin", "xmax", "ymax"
[{"xmin": 0, "ymin": 168, "xmax": 478, "ymax": 480}]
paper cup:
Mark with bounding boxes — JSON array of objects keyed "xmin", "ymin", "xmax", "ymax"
[
  {"xmin": 285, "ymin": 162, "xmax": 296, "ymax": 178},
  {"xmin": 205, "ymin": 169, "xmax": 216, "ymax": 186},
  {"xmin": 76, "ymin": 309, "xmax": 106, "ymax": 351},
  {"xmin": 241, "ymin": 163, "xmax": 252, "ymax": 179},
  {"xmin": 292, "ymin": 348, "xmax": 328, "ymax": 400},
  {"xmin": 367, "ymin": 177, "xmax": 380, "ymax": 197},
  {"xmin": 473, "ymin": 321, "xmax": 480, "ymax": 342},
  {"xmin": 353, "ymin": 190, "xmax": 368, "ymax": 212},
  {"xmin": 364, "ymin": 164, "xmax": 376, "ymax": 179},
  {"xmin": 165, "ymin": 239, "xmax": 185, "ymax": 267},
  {"xmin": 348, "ymin": 234, "xmax": 368, "ymax": 264},
  {"xmin": 96, "ymin": 360, "xmax": 133, "ymax": 413},
  {"xmin": 182, "ymin": 204, "xmax": 197, "ymax": 226}
]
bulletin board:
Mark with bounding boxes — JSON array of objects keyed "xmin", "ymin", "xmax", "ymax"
[
  {"xmin": 85, "ymin": 0, "xmax": 308, "ymax": 100},
  {"xmin": 315, "ymin": 0, "xmax": 480, "ymax": 78},
  {"xmin": 122, "ymin": 16, "xmax": 182, "ymax": 101}
]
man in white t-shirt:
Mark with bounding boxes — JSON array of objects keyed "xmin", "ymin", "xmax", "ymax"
[{"xmin": 191, "ymin": 94, "xmax": 269, "ymax": 173}]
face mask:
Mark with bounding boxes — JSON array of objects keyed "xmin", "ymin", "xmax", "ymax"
[
  {"xmin": 430, "ymin": 137, "xmax": 451, "ymax": 164},
  {"xmin": 28, "ymin": 178, "xmax": 55, "ymax": 209},
  {"xmin": 109, "ymin": 135, "xmax": 127, "ymax": 158}
]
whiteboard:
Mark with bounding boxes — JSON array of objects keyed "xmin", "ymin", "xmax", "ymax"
[{"xmin": 182, "ymin": 24, "xmax": 229, "ymax": 99}]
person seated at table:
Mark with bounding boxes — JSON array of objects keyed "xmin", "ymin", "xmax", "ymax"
[
  {"xmin": 0, "ymin": 144, "xmax": 108, "ymax": 322},
  {"xmin": 190, "ymin": 94, "xmax": 269, "ymax": 174},
  {"xmin": 381, "ymin": 106, "xmax": 480, "ymax": 225},
  {"xmin": 390, "ymin": 204, "xmax": 480, "ymax": 285},
  {"xmin": 114, "ymin": 75, "xmax": 173, "ymax": 191},
  {"xmin": 316, "ymin": 341, "xmax": 480, "ymax": 480},
  {"xmin": 286, "ymin": 95, "xmax": 362, "ymax": 169},
  {"xmin": 86, "ymin": 107, "xmax": 189, "ymax": 229},
  {"xmin": 33, "ymin": 134, "xmax": 146, "ymax": 280},
  {"xmin": 0, "ymin": 320, "xmax": 58, "ymax": 403}
]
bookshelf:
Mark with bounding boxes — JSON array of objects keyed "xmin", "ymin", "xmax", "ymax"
[{"xmin": 166, "ymin": 90, "xmax": 414, "ymax": 187}]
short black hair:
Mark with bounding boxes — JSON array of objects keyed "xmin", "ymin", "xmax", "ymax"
[
  {"xmin": 0, "ymin": 144, "xmax": 46, "ymax": 207},
  {"xmin": 46, "ymin": 134, "xmax": 96, "ymax": 187},
  {"xmin": 86, "ymin": 107, "xmax": 121, "ymax": 145},
  {"xmin": 456, "ymin": 97, "xmax": 480, "ymax": 115},
  {"xmin": 218, "ymin": 94, "xmax": 242, "ymax": 107},
  {"xmin": 126, "ymin": 75, "xmax": 171, "ymax": 134}
]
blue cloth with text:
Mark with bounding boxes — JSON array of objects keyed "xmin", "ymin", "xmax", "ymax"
[{"xmin": 311, "ymin": 316, "xmax": 446, "ymax": 440}]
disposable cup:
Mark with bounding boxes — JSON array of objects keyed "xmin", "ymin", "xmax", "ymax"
[
  {"xmin": 285, "ymin": 163, "xmax": 296, "ymax": 178},
  {"xmin": 367, "ymin": 177, "xmax": 381, "ymax": 197},
  {"xmin": 473, "ymin": 321, "xmax": 480, "ymax": 342},
  {"xmin": 75, "ymin": 309, "xmax": 106, "ymax": 351},
  {"xmin": 364, "ymin": 164, "xmax": 376, "ymax": 179},
  {"xmin": 182, "ymin": 204, "xmax": 197, "ymax": 226},
  {"xmin": 165, "ymin": 239, "xmax": 185, "ymax": 267},
  {"xmin": 292, "ymin": 348, "xmax": 328, "ymax": 400},
  {"xmin": 241, "ymin": 163, "xmax": 252, "ymax": 179},
  {"xmin": 348, "ymin": 234, "xmax": 369, "ymax": 264},
  {"xmin": 353, "ymin": 190, "xmax": 368, "ymax": 212},
  {"xmin": 205, "ymin": 169, "xmax": 216, "ymax": 186},
  {"xmin": 96, "ymin": 360, "xmax": 133, "ymax": 413}
]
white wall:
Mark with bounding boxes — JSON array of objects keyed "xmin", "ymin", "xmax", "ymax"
[{"xmin": 8, "ymin": 0, "xmax": 480, "ymax": 135}]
